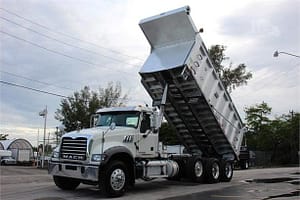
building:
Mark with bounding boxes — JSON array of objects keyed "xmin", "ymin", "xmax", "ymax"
[{"xmin": 0, "ymin": 138, "xmax": 34, "ymax": 162}]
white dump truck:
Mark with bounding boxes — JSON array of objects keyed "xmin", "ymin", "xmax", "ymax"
[{"xmin": 49, "ymin": 6, "xmax": 245, "ymax": 197}]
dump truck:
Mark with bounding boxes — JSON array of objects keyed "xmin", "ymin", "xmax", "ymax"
[{"xmin": 49, "ymin": 6, "xmax": 245, "ymax": 197}]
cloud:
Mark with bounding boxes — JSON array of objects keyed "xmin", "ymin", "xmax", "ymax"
[{"xmin": 0, "ymin": 0, "xmax": 299, "ymax": 146}]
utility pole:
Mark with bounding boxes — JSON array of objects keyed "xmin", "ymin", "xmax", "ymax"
[
  {"xmin": 39, "ymin": 106, "xmax": 47, "ymax": 168},
  {"xmin": 36, "ymin": 129, "xmax": 39, "ymax": 167},
  {"xmin": 289, "ymin": 110, "xmax": 294, "ymax": 120},
  {"xmin": 55, "ymin": 126, "xmax": 59, "ymax": 146}
]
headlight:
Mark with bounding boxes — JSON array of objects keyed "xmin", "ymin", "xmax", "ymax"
[
  {"xmin": 91, "ymin": 154, "xmax": 106, "ymax": 162},
  {"xmin": 52, "ymin": 151, "xmax": 59, "ymax": 158}
]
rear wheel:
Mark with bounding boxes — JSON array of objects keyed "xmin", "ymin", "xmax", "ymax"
[
  {"xmin": 99, "ymin": 160, "xmax": 128, "ymax": 197},
  {"xmin": 240, "ymin": 160, "xmax": 249, "ymax": 169},
  {"xmin": 187, "ymin": 156, "xmax": 204, "ymax": 183},
  {"xmin": 220, "ymin": 161, "xmax": 233, "ymax": 182},
  {"xmin": 53, "ymin": 176, "xmax": 80, "ymax": 190},
  {"xmin": 205, "ymin": 158, "xmax": 220, "ymax": 183}
]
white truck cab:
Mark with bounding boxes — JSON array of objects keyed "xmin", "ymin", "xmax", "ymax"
[{"xmin": 49, "ymin": 106, "xmax": 176, "ymax": 196}]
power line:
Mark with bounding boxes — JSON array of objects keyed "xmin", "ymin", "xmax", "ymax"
[
  {"xmin": 0, "ymin": 69, "xmax": 74, "ymax": 91},
  {"xmin": 0, "ymin": 80, "xmax": 135, "ymax": 103},
  {"xmin": 0, "ymin": 16, "xmax": 141, "ymax": 67},
  {"xmin": 0, "ymin": 30, "xmax": 135, "ymax": 76},
  {"xmin": 0, "ymin": 80, "xmax": 69, "ymax": 98},
  {"xmin": 0, "ymin": 7, "xmax": 144, "ymax": 61}
]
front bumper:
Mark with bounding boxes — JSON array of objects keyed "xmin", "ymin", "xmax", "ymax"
[{"xmin": 49, "ymin": 161, "xmax": 99, "ymax": 181}]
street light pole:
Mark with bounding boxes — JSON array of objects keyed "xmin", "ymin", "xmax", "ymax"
[{"xmin": 273, "ymin": 51, "xmax": 300, "ymax": 58}]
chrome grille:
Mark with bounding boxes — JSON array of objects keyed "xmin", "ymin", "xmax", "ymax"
[{"xmin": 60, "ymin": 137, "xmax": 87, "ymax": 160}]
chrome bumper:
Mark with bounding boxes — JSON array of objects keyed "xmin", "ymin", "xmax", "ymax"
[{"xmin": 49, "ymin": 161, "xmax": 99, "ymax": 181}]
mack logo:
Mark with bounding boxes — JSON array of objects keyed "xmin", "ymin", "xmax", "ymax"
[{"xmin": 62, "ymin": 154, "xmax": 85, "ymax": 160}]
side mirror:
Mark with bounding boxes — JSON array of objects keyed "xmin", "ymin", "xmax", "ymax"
[
  {"xmin": 90, "ymin": 114, "xmax": 100, "ymax": 127},
  {"xmin": 110, "ymin": 122, "xmax": 116, "ymax": 130},
  {"xmin": 150, "ymin": 112, "xmax": 159, "ymax": 133}
]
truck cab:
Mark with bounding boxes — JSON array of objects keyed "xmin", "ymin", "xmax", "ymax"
[{"xmin": 49, "ymin": 106, "xmax": 167, "ymax": 196}]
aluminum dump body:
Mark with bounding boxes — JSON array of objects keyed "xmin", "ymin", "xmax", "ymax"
[{"xmin": 139, "ymin": 6, "xmax": 244, "ymax": 159}]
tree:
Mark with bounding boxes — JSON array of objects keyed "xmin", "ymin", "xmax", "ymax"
[
  {"xmin": 0, "ymin": 134, "xmax": 8, "ymax": 140},
  {"xmin": 208, "ymin": 45, "xmax": 252, "ymax": 92},
  {"xmin": 244, "ymin": 102, "xmax": 299, "ymax": 164},
  {"xmin": 244, "ymin": 101, "xmax": 272, "ymax": 134},
  {"xmin": 159, "ymin": 122, "xmax": 179, "ymax": 145},
  {"xmin": 55, "ymin": 82, "xmax": 127, "ymax": 132}
]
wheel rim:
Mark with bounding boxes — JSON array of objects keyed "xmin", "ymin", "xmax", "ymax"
[
  {"xmin": 110, "ymin": 168, "xmax": 125, "ymax": 191},
  {"xmin": 225, "ymin": 163, "xmax": 233, "ymax": 178},
  {"xmin": 212, "ymin": 162, "xmax": 220, "ymax": 179},
  {"xmin": 194, "ymin": 160, "xmax": 203, "ymax": 177}
]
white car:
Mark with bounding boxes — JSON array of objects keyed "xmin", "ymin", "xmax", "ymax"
[{"xmin": 1, "ymin": 156, "xmax": 17, "ymax": 165}]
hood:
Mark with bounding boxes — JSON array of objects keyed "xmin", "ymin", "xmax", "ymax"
[{"xmin": 62, "ymin": 126, "xmax": 137, "ymax": 139}]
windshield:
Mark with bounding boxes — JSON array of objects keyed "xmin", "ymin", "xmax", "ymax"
[{"xmin": 96, "ymin": 111, "xmax": 140, "ymax": 128}]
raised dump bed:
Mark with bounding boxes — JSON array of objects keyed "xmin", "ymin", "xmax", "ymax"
[{"xmin": 139, "ymin": 6, "xmax": 244, "ymax": 159}]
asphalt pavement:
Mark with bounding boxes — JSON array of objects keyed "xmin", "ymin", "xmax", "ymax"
[{"xmin": 0, "ymin": 166, "xmax": 299, "ymax": 200}]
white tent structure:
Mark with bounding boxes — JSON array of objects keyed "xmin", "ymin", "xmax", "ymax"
[{"xmin": 0, "ymin": 139, "xmax": 33, "ymax": 162}]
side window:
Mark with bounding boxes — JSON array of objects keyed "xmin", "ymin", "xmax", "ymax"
[{"xmin": 140, "ymin": 113, "xmax": 150, "ymax": 133}]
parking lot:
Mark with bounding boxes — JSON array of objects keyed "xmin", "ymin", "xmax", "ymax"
[{"xmin": 1, "ymin": 166, "xmax": 299, "ymax": 200}]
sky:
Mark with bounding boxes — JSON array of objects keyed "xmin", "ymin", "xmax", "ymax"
[{"xmin": 0, "ymin": 0, "xmax": 299, "ymax": 147}]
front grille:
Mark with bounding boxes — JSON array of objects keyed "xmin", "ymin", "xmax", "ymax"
[{"xmin": 60, "ymin": 137, "xmax": 87, "ymax": 161}]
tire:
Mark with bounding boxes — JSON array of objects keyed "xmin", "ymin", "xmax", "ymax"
[
  {"xmin": 205, "ymin": 158, "xmax": 220, "ymax": 183},
  {"xmin": 187, "ymin": 156, "xmax": 204, "ymax": 183},
  {"xmin": 53, "ymin": 176, "xmax": 80, "ymax": 190},
  {"xmin": 240, "ymin": 160, "xmax": 249, "ymax": 169},
  {"xmin": 220, "ymin": 161, "xmax": 233, "ymax": 182},
  {"xmin": 99, "ymin": 160, "xmax": 128, "ymax": 197}
]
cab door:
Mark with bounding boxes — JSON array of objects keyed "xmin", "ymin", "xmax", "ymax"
[{"xmin": 137, "ymin": 112, "xmax": 158, "ymax": 157}]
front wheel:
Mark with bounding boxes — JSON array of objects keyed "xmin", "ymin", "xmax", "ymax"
[
  {"xmin": 99, "ymin": 160, "xmax": 128, "ymax": 197},
  {"xmin": 53, "ymin": 176, "xmax": 80, "ymax": 190}
]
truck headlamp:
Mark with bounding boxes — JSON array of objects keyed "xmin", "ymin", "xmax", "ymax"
[
  {"xmin": 52, "ymin": 151, "xmax": 59, "ymax": 158},
  {"xmin": 91, "ymin": 154, "xmax": 106, "ymax": 162}
]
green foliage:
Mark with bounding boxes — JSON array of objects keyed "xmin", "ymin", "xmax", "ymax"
[
  {"xmin": 245, "ymin": 101, "xmax": 272, "ymax": 134},
  {"xmin": 208, "ymin": 45, "xmax": 252, "ymax": 92},
  {"xmin": 55, "ymin": 82, "xmax": 127, "ymax": 132},
  {"xmin": 0, "ymin": 133, "xmax": 8, "ymax": 140},
  {"xmin": 245, "ymin": 102, "xmax": 299, "ymax": 164},
  {"xmin": 159, "ymin": 122, "xmax": 179, "ymax": 145}
]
